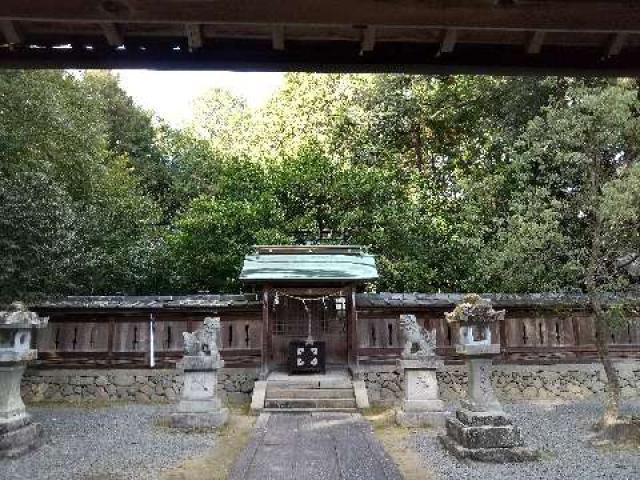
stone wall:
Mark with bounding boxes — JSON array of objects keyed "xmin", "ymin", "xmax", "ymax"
[
  {"xmin": 21, "ymin": 362, "xmax": 640, "ymax": 406},
  {"xmin": 21, "ymin": 368, "xmax": 259, "ymax": 405},
  {"xmin": 362, "ymin": 362, "xmax": 640, "ymax": 406}
]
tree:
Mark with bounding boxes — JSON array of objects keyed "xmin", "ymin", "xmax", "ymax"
[
  {"xmin": 509, "ymin": 84, "xmax": 640, "ymax": 427},
  {"xmin": 189, "ymin": 87, "xmax": 253, "ymax": 154},
  {"xmin": 0, "ymin": 70, "xmax": 166, "ymax": 299}
]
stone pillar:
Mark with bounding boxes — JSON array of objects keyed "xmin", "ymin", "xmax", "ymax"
[
  {"xmin": 170, "ymin": 317, "xmax": 228, "ymax": 429},
  {"xmin": 0, "ymin": 302, "xmax": 48, "ymax": 458},
  {"xmin": 396, "ymin": 357, "xmax": 446, "ymax": 427},
  {"xmin": 439, "ymin": 295, "xmax": 538, "ymax": 463},
  {"xmin": 463, "ymin": 347, "xmax": 503, "ymax": 413}
]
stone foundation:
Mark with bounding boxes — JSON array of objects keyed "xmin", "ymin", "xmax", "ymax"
[
  {"xmin": 19, "ymin": 362, "xmax": 640, "ymax": 406},
  {"xmin": 362, "ymin": 362, "xmax": 640, "ymax": 406},
  {"xmin": 21, "ymin": 368, "xmax": 258, "ymax": 405}
]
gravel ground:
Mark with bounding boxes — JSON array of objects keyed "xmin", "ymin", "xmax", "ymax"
[
  {"xmin": 2, "ymin": 404, "xmax": 217, "ymax": 480},
  {"xmin": 414, "ymin": 400, "xmax": 640, "ymax": 480}
]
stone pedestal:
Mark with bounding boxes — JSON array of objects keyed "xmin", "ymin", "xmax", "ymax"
[
  {"xmin": 440, "ymin": 409, "xmax": 538, "ymax": 462},
  {"xmin": 439, "ymin": 344, "xmax": 538, "ymax": 462},
  {"xmin": 396, "ymin": 358, "xmax": 446, "ymax": 427},
  {"xmin": 0, "ymin": 303, "xmax": 48, "ymax": 458},
  {"xmin": 170, "ymin": 356, "xmax": 228, "ymax": 429},
  {"xmin": 0, "ymin": 364, "xmax": 43, "ymax": 458}
]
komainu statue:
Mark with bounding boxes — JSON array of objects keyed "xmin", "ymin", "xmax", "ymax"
[
  {"xmin": 399, "ymin": 314, "xmax": 437, "ymax": 358},
  {"xmin": 183, "ymin": 317, "xmax": 221, "ymax": 360}
]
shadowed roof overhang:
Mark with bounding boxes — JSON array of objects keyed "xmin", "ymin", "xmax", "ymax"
[{"xmin": 2, "ymin": 1, "xmax": 640, "ymax": 75}]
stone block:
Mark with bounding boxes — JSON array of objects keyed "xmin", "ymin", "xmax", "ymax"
[
  {"xmin": 439, "ymin": 434, "xmax": 539, "ymax": 463},
  {"xmin": 70, "ymin": 376, "xmax": 94, "ymax": 386},
  {"xmin": 455, "ymin": 409, "xmax": 512, "ymax": 427},
  {"xmin": 135, "ymin": 393, "xmax": 150, "ymax": 403},
  {"xmin": 112, "ymin": 375, "xmax": 135, "ymax": 387},
  {"xmin": 170, "ymin": 409, "xmax": 229, "ymax": 429},
  {"xmin": 446, "ymin": 417, "xmax": 523, "ymax": 449},
  {"xmin": 139, "ymin": 384, "xmax": 153, "ymax": 396},
  {"xmin": 396, "ymin": 410, "xmax": 448, "ymax": 428},
  {"xmin": 0, "ymin": 421, "xmax": 43, "ymax": 459}
]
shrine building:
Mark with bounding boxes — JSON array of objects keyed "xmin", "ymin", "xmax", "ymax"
[{"xmin": 239, "ymin": 245, "xmax": 378, "ymax": 378}]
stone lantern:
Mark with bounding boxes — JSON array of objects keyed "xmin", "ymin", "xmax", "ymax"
[
  {"xmin": 439, "ymin": 294, "xmax": 538, "ymax": 462},
  {"xmin": 0, "ymin": 302, "xmax": 48, "ymax": 458}
]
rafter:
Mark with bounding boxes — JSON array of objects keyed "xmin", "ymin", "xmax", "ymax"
[
  {"xmin": 101, "ymin": 23, "xmax": 123, "ymax": 46},
  {"xmin": 360, "ymin": 26, "xmax": 376, "ymax": 53},
  {"xmin": 185, "ymin": 23, "xmax": 203, "ymax": 50},
  {"xmin": 438, "ymin": 28, "xmax": 457, "ymax": 55},
  {"xmin": 0, "ymin": 20, "xmax": 21, "ymax": 44},
  {"xmin": 606, "ymin": 32, "xmax": 627, "ymax": 57},
  {"xmin": 526, "ymin": 30, "xmax": 546, "ymax": 54},
  {"xmin": 272, "ymin": 25, "xmax": 285, "ymax": 50}
]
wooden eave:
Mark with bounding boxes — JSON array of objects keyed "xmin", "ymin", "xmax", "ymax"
[{"xmin": 1, "ymin": 1, "xmax": 640, "ymax": 74}]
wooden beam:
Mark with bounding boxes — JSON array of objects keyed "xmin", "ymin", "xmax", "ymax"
[
  {"xmin": 271, "ymin": 25, "xmax": 285, "ymax": 51},
  {"xmin": 2, "ymin": 1, "xmax": 640, "ymax": 33},
  {"xmin": 260, "ymin": 285, "xmax": 270, "ymax": 379},
  {"xmin": 360, "ymin": 25, "xmax": 376, "ymax": 53},
  {"xmin": 526, "ymin": 30, "xmax": 546, "ymax": 54},
  {"xmin": 606, "ymin": 32, "xmax": 627, "ymax": 57},
  {"xmin": 0, "ymin": 20, "xmax": 21, "ymax": 44},
  {"xmin": 438, "ymin": 28, "xmax": 457, "ymax": 55},
  {"xmin": 185, "ymin": 23, "xmax": 203, "ymax": 50},
  {"xmin": 101, "ymin": 22, "xmax": 123, "ymax": 46}
]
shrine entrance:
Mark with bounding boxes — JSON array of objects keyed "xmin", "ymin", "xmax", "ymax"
[
  {"xmin": 270, "ymin": 289, "xmax": 348, "ymax": 367},
  {"xmin": 239, "ymin": 245, "xmax": 378, "ymax": 378}
]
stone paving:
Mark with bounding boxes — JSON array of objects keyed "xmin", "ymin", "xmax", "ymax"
[{"xmin": 229, "ymin": 412, "xmax": 403, "ymax": 480}]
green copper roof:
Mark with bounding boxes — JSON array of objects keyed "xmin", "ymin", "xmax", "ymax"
[{"xmin": 240, "ymin": 252, "xmax": 378, "ymax": 283}]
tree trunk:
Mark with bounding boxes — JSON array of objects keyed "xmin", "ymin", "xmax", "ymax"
[
  {"xmin": 587, "ymin": 287, "xmax": 621, "ymax": 428},
  {"xmin": 586, "ymin": 152, "xmax": 621, "ymax": 428}
]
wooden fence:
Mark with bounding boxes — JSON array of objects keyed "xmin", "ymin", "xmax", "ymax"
[{"xmin": 32, "ymin": 296, "xmax": 640, "ymax": 369}]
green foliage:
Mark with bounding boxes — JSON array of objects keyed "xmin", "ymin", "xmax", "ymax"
[
  {"xmin": 2, "ymin": 71, "xmax": 639, "ymax": 299},
  {"xmin": 0, "ymin": 70, "xmax": 163, "ymax": 300}
]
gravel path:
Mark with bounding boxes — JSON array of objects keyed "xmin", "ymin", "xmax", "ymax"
[
  {"xmin": 1, "ymin": 404, "xmax": 217, "ymax": 480},
  {"xmin": 414, "ymin": 400, "xmax": 640, "ymax": 480},
  {"xmin": 229, "ymin": 412, "xmax": 403, "ymax": 480}
]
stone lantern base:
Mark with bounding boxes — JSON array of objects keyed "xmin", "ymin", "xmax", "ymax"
[
  {"xmin": 439, "ymin": 409, "xmax": 539, "ymax": 463},
  {"xmin": 0, "ymin": 415, "xmax": 43, "ymax": 459},
  {"xmin": 0, "ymin": 364, "xmax": 43, "ymax": 458}
]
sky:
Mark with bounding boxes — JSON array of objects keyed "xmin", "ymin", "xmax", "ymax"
[{"xmin": 116, "ymin": 70, "xmax": 284, "ymax": 127}]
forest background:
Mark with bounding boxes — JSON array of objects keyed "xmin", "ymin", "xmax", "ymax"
[{"xmin": 2, "ymin": 71, "xmax": 639, "ymax": 301}]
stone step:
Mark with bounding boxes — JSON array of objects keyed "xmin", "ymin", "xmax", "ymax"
[
  {"xmin": 266, "ymin": 379, "xmax": 353, "ymax": 389},
  {"xmin": 262, "ymin": 407, "xmax": 359, "ymax": 413},
  {"xmin": 266, "ymin": 387, "xmax": 355, "ymax": 399},
  {"xmin": 264, "ymin": 398, "xmax": 357, "ymax": 409}
]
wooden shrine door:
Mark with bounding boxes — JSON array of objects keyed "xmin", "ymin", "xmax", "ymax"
[{"xmin": 270, "ymin": 293, "xmax": 348, "ymax": 367}]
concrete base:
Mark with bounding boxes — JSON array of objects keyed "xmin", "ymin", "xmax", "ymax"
[
  {"xmin": 0, "ymin": 416, "xmax": 43, "ymax": 459},
  {"xmin": 439, "ymin": 409, "xmax": 539, "ymax": 463},
  {"xmin": 396, "ymin": 409, "xmax": 447, "ymax": 428},
  {"xmin": 170, "ymin": 408, "xmax": 229, "ymax": 429}
]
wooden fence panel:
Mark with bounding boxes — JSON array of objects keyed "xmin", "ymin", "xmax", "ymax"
[{"xmin": 33, "ymin": 304, "xmax": 640, "ymax": 368}]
